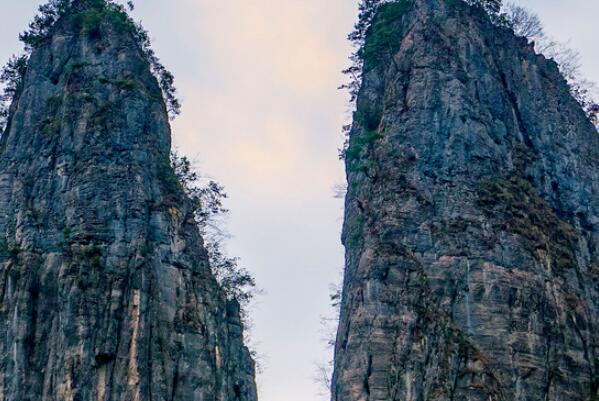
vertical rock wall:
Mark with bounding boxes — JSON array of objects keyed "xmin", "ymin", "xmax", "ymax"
[
  {"xmin": 333, "ymin": 1, "xmax": 599, "ymax": 400},
  {"xmin": 0, "ymin": 2, "xmax": 257, "ymax": 401}
]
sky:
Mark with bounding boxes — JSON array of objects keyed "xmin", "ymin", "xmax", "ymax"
[{"xmin": 0, "ymin": 1, "xmax": 597, "ymax": 401}]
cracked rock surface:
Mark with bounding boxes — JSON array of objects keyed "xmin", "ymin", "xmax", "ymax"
[
  {"xmin": 333, "ymin": 1, "xmax": 599, "ymax": 400},
  {"xmin": 0, "ymin": 3, "xmax": 257, "ymax": 401}
]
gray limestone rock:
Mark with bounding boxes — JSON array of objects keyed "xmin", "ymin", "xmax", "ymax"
[
  {"xmin": 333, "ymin": 1, "xmax": 599, "ymax": 400},
  {"xmin": 0, "ymin": 2, "xmax": 257, "ymax": 401}
]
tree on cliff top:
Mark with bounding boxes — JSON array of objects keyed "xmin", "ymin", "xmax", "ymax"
[
  {"xmin": 340, "ymin": 0, "xmax": 597, "ymax": 155},
  {"xmin": 0, "ymin": 0, "xmax": 180, "ymax": 134},
  {"xmin": 341, "ymin": 0, "xmax": 504, "ymax": 111}
]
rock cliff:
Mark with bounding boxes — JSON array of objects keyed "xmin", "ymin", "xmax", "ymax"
[
  {"xmin": 0, "ymin": 1, "xmax": 257, "ymax": 400},
  {"xmin": 333, "ymin": 0, "xmax": 599, "ymax": 400}
]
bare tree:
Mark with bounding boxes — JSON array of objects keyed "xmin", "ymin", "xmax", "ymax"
[
  {"xmin": 314, "ymin": 281, "xmax": 342, "ymax": 398},
  {"xmin": 466, "ymin": 0, "xmax": 502, "ymax": 16},
  {"xmin": 503, "ymin": 3, "xmax": 543, "ymax": 38},
  {"xmin": 333, "ymin": 183, "xmax": 348, "ymax": 199},
  {"xmin": 314, "ymin": 361, "xmax": 333, "ymax": 398},
  {"xmin": 503, "ymin": 3, "xmax": 599, "ymax": 129}
]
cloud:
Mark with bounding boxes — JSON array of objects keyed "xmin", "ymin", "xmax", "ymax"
[
  {"xmin": 152, "ymin": 3, "xmax": 355, "ymax": 400},
  {"xmin": 190, "ymin": 0, "xmax": 349, "ymax": 96},
  {"xmin": 160, "ymin": 0, "xmax": 354, "ymax": 203}
]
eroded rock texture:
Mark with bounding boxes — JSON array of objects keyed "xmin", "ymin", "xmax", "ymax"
[
  {"xmin": 333, "ymin": 1, "xmax": 599, "ymax": 400},
  {"xmin": 0, "ymin": 2, "xmax": 257, "ymax": 401}
]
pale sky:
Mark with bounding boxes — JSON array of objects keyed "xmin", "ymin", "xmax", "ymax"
[{"xmin": 1, "ymin": 1, "xmax": 597, "ymax": 401}]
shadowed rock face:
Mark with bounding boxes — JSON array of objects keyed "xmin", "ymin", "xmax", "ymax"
[
  {"xmin": 333, "ymin": 1, "xmax": 599, "ymax": 400},
  {"xmin": 0, "ymin": 3, "xmax": 257, "ymax": 401}
]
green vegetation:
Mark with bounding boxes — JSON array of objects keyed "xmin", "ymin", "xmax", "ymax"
[
  {"xmin": 1, "ymin": 56, "xmax": 28, "ymax": 98},
  {"xmin": 0, "ymin": 55, "xmax": 28, "ymax": 133},
  {"xmin": 1, "ymin": 0, "xmax": 180, "ymax": 136},
  {"xmin": 340, "ymin": 105, "xmax": 384, "ymax": 163},
  {"xmin": 19, "ymin": 0, "xmax": 136, "ymax": 48},
  {"xmin": 343, "ymin": 106, "xmax": 385, "ymax": 167},
  {"xmin": 98, "ymin": 76, "xmax": 137, "ymax": 91},
  {"xmin": 342, "ymin": 0, "xmax": 504, "ymax": 96},
  {"xmin": 0, "ymin": 236, "xmax": 21, "ymax": 259},
  {"xmin": 78, "ymin": 5, "xmax": 104, "ymax": 39},
  {"xmin": 80, "ymin": 244, "xmax": 102, "ymax": 267},
  {"xmin": 18, "ymin": 0, "xmax": 71, "ymax": 49},
  {"xmin": 340, "ymin": 0, "xmax": 414, "ymax": 103},
  {"xmin": 464, "ymin": 0, "xmax": 502, "ymax": 17},
  {"xmin": 57, "ymin": 226, "xmax": 72, "ymax": 249},
  {"xmin": 344, "ymin": 129, "xmax": 384, "ymax": 167},
  {"xmin": 355, "ymin": 104, "xmax": 382, "ymax": 132},
  {"xmin": 40, "ymin": 117, "xmax": 60, "ymax": 136},
  {"xmin": 158, "ymin": 155, "xmax": 183, "ymax": 197},
  {"xmin": 72, "ymin": 1, "xmax": 136, "ymax": 40},
  {"xmin": 64, "ymin": 60, "xmax": 90, "ymax": 79},
  {"xmin": 360, "ymin": 1, "xmax": 411, "ymax": 71},
  {"xmin": 115, "ymin": 79, "xmax": 136, "ymax": 91},
  {"xmin": 339, "ymin": 1, "xmax": 409, "ymax": 160},
  {"xmin": 170, "ymin": 151, "xmax": 257, "ymax": 309},
  {"xmin": 344, "ymin": 214, "xmax": 366, "ymax": 248}
]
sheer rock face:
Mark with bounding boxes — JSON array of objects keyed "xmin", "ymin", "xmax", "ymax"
[
  {"xmin": 333, "ymin": 1, "xmax": 599, "ymax": 400},
  {"xmin": 0, "ymin": 4, "xmax": 257, "ymax": 401}
]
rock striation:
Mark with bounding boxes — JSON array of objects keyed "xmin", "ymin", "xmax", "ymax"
[
  {"xmin": 333, "ymin": 0, "xmax": 599, "ymax": 400},
  {"xmin": 0, "ymin": 2, "xmax": 257, "ymax": 400}
]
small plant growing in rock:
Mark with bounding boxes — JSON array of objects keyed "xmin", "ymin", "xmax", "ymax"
[
  {"xmin": 0, "ymin": 237, "xmax": 21, "ymax": 259},
  {"xmin": 80, "ymin": 244, "xmax": 103, "ymax": 267}
]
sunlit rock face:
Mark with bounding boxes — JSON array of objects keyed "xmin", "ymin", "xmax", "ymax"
[
  {"xmin": 0, "ymin": 2, "xmax": 257, "ymax": 400},
  {"xmin": 333, "ymin": 1, "xmax": 599, "ymax": 400}
]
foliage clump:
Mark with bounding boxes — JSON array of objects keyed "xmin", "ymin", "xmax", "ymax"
[
  {"xmin": 80, "ymin": 244, "xmax": 103, "ymax": 267},
  {"xmin": 170, "ymin": 152, "xmax": 257, "ymax": 310},
  {"xmin": 343, "ymin": 129, "xmax": 384, "ymax": 174},
  {"xmin": 340, "ymin": 0, "xmax": 399, "ymax": 104},
  {"xmin": 359, "ymin": 1, "xmax": 411, "ymax": 72},
  {"xmin": 0, "ymin": 55, "xmax": 28, "ymax": 132},
  {"xmin": 0, "ymin": 0, "xmax": 180, "ymax": 135}
]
